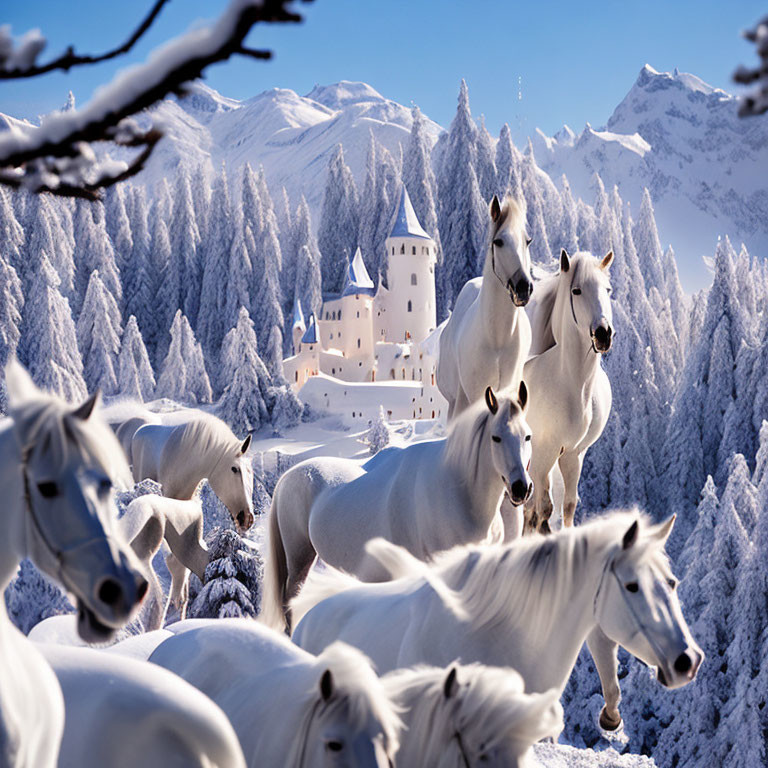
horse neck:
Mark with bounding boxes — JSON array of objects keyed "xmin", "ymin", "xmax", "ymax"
[
  {"xmin": 0, "ymin": 423, "xmax": 25, "ymax": 592},
  {"xmin": 444, "ymin": 414, "xmax": 503, "ymax": 527},
  {"xmin": 552, "ymin": 285, "xmax": 602, "ymax": 387},
  {"xmin": 480, "ymin": 248, "xmax": 520, "ymax": 345}
]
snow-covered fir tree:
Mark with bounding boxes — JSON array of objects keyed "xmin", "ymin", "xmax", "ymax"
[
  {"xmin": 118, "ymin": 315, "xmax": 156, "ymax": 401},
  {"xmin": 318, "ymin": 144, "xmax": 360, "ymax": 294},
  {"xmin": 155, "ymin": 310, "xmax": 212, "ymax": 404},
  {"xmin": 365, "ymin": 406, "xmax": 390, "ymax": 455},
  {"xmin": 168, "ymin": 168, "xmax": 202, "ymax": 327},
  {"xmin": 123, "ymin": 187, "xmax": 154, "ymax": 334},
  {"xmin": 0, "ymin": 253, "xmax": 24, "ymax": 369},
  {"xmin": 5, "ymin": 559, "xmax": 73, "ymax": 635},
  {"xmin": 77, "ymin": 270, "xmax": 122, "ymax": 396}
]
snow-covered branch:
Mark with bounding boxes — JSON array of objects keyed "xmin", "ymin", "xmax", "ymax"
[
  {"xmin": 0, "ymin": 0, "xmax": 171, "ymax": 79},
  {"xmin": 733, "ymin": 15, "xmax": 768, "ymax": 117},
  {"xmin": 0, "ymin": 0, "xmax": 308, "ymax": 199}
]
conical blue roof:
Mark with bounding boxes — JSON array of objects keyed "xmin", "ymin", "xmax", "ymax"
[
  {"xmin": 292, "ymin": 298, "xmax": 305, "ymax": 330},
  {"xmin": 388, "ymin": 185, "xmax": 431, "ymax": 240},
  {"xmin": 341, "ymin": 247, "xmax": 375, "ymax": 297},
  {"xmin": 301, "ymin": 312, "xmax": 318, "ymax": 344}
]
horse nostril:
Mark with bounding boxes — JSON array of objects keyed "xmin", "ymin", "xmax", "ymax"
[
  {"xmin": 237, "ymin": 510, "xmax": 246, "ymax": 527},
  {"xmin": 97, "ymin": 578, "xmax": 124, "ymax": 608},
  {"xmin": 674, "ymin": 653, "xmax": 693, "ymax": 674},
  {"xmin": 136, "ymin": 578, "xmax": 149, "ymax": 602},
  {"xmin": 510, "ymin": 480, "xmax": 527, "ymax": 500}
]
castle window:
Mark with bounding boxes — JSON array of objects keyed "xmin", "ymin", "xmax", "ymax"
[
  {"xmin": 411, "ymin": 273, "xmax": 417, "ymax": 286},
  {"xmin": 357, "ymin": 311, "xmax": 360, "ymax": 318},
  {"xmin": 432, "ymin": 410, "xmax": 436, "ymax": 418},
  {"xmin": 338, "ymin": 310, "xmax": 342, "ymax": 320},
  {"xmin": 359, "ymin": 361, "xmax": 362, "ymax": 367},
  {"xmin": 294, "ymin": 371, "xmax": 298, "ymax": 382},
  {"xmin": 431, "ymin": 373, "xmax": 435, "ymax": 386},
  {"xmin": 357, "ymin": 338, "xmax": 361, "ymax": 349},
  {"xmin": 332, "ymin": 368, "xmax": 336, "ymax": 374},
  {"xmin": 402, "ymin": 368, "xmax": 406, "ymax": 379},
  {"xmin": 411, "ymin": 369, "xmax": 415, "ymax": 380},
  {"xmin": 392, "ymin": 247, "xmax": 395, "ymax": 255},
  {"xmin": 390, "ymin": 369, "xmax": 395, "ymax": 380},
  {"xmin": 400, "ymin": 244, "xmax": 405, "ymax": 254},
  {"xmin": 412, "ymin": 246, "xmax": 416, "ymax": 255},
  {"xmin": 325, "ymin": 312, "xmax": 329, "ymax": 320},
  {"xmin": 407, "ymin": 300, "xmax": 412, "ymax": 312}
]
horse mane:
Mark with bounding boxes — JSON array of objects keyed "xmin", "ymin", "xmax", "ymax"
[
  {"xmin": 528, "ymin": 252, "xmax": 609, "ymax": 356},
  {"xmin": 435, "ymin": 510, "xmax": 656, "ymax": 636},
  {"xmin": 169, "ymin": 413, "xmax": 241, "ymax": 467},
  {"xmin": 11, "ymin": 396, "xmax": 133, "ymax": 490},
  {"xmin": 442, "ymin": 398, "xmax": 493, "ymax": 478},
  {"xmin": 494, "ymin": 195, "xmax": 527, "ymax": 237},
  {"xmin": 290, "ymin": 566, "xmax": 361, "ymax": 628},
  {"xmin": 311, "ymin": 642, "xmax": 402, "ymax": 756},
  {"xmin": 383, "ymin": 664, "xmax": 563, "ymax": 756}
]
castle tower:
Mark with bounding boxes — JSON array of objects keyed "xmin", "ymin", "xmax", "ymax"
[
  {"xmin": 383, "ymin": 185, "xmax": 437, "ymax": 343},
  {"xmin": 291, "ymin": 298, "xmax": 306, "ymax": 355}
]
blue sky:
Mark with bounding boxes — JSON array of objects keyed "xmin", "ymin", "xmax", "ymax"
[{"xmin": 1, "ymin": 1, "xmax": 764, "ymax": 139}]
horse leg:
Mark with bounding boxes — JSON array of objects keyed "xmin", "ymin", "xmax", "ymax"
[
  {"xmin": 499, "ymin": 495, "xmax": 524, "ymax": 542},
  {"xmin": 558, "ymin": 450, "xmax": 584, "ymax": 527},
  {"xmin": 166, "ymin": 552, "xmax": 191, "ymax": 619},
  {"xmin": 529, "ymin": 446, "xmax": 557, "ymax": 534},
  {"xmin": 587, "ymin": 627, "xmax": 622, "ymax": 731}
]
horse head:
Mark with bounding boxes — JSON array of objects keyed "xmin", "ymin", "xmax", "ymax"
[
  {"xmin": 594, "ymin": 514, "xmax": 703, "ymax": 689},
  {"xmin": 6, "ymin": 360, "xmax": 148, "ymax": 643},
  {"xmin": 485, "ymin": 383, "xmax": 533, "ymax": 507},
  {"xmin": 560, "ymin": 249, "xmax": 614, "ymax": 352},
  {"xmin": 304, "ymin": 643, "xmax": 401, "ymax": 768},
  {"xmin": 210, "ymin": 434, "xmax": 254, "ymax": 534},
  {"xmin": 439, "ymin": 665, "xmax": 562, "ymax": 768},
  {"xmin": 489, "ymin": 194, "xmax": 533, "ymax": 307}
]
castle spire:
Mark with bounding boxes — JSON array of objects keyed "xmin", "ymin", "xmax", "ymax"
[{"xmin": 388, "ymin": 185, "xmax": 431, "ymax": 240}]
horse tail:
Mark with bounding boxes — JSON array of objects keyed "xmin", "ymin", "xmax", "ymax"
[
  {"xmin": 364, "ymin": 538, "xmax": 469, "ymax": 622},
  {"xmin": 290, "ymin": 564, "xmax": 362, "ymax": 630},
  {"xmin": 260, "ymin": 485, "xmax": 292, "ymax": 633}
]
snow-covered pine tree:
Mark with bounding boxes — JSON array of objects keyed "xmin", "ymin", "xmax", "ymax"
[
  {"xmin": 365, "ymin": 406, "xmax": 390, "ymax": 455},
  {"xmin": 104, "ymin": 183, "xmax": 133, "ymax": 274},
  {"xmin": 476, "ymin": 115, "xmax": 497, "ymax": 203},
  {"xmin": 318, "ymin": 144, "xmax": 360, "ymax": 294},
  {"xmin": 223, "ymin": 227, "xmax": 254, "ymax": 348},
  {"xmin": 241, "ymin": 163, "xmax": 264, "ymax": 242},
  {"xmin": 270, "ymin": 385, "xmax": 303, "ymax": 432},
  {"xmin": 0, "ymin": 187, "xmax": 24, "ymax": 274},
  {"xmin": 633, "ymin": 188, "xmax": 667, "ymax": 302},
  {"xmin": 291, "ymin": 196, "xmax": 323, "ymax": 321},
  {"xmin": 198, "ymin": 165, "xmax": 236, "ymax": 358},
  {"xmin": 436, "ymin": 80, "xmax": 486, "ymax": 317},
  {"xmin": 0, "ymin": 252, "xmax": 24, "ymax": 369},
  {"xmin": 188, "ymin": 529, "xmax": 263, "ymax": 620},
  {"xmin": 218, "ymin": 307, "xmax": 271, "ymax": 434},
  {"xmin": 520, "ymin": 143, "xmax": 553, "ymax": 265},
  {"xmin": 118, "ymin": 315, "xmax": 156, "ymax": 401},
  {"xmin": 23, "ymin": 194, "xmax": 63, "ymax": 295},
  {"xmin": 20, "ymin": 252, "xmax": 86, "ymax": 401},
  {"xmin": 156, "ymin": 311, "xmax": 212, "ymax": 404},
  {"xmin": 403, "ymin": 105, "xmax": 440, "ymax": 257},
  {"xmin": 77, "ymin": 270, "xmax": 123, "ymax": 396},
  {"xmin": 123, "ymin": 187, "xmax": 154, "ymax": 335},
  {"xmin": 558, "ymin": 175, "xmax": 579, "ymax": 255},
  {"xmin": 5, "ymin": 559, "xmax": 74, "ymax": 634},
  {"xmin": 190, "ymin": 165, "xmax": 211, "ymax": 247},
  {"xmin": 495, "ymin": 123, "xmax": 522, "ymax": 200},
  {"xmin": 169, "ymin": 168, "xmax": 202, "ymax": 327},
  {"xmin": 150, "ymin": 216, "xmax": 174, "ymax": 366}
]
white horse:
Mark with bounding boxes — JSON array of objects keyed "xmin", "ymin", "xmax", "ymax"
[
  {"xmin": 0, "ymin": 361, "xmax": 147, "ymax": 767},
  {"xmin": 292, "ymin": 511, "xmax": 703, "ymax": 732},
  {"xmin": 262, "ymin": 384, "xmax": 532, "ymax": 632},
  {"xmin": 523, "ymin": 248, "xmax": 614, "ymax": 533},
  {"xmin": 119, "ymin": 494, "xmax": 209, "ymax": 630},
  {"xmin": 436, "ymin": 194, "xmax": 533, "ymax": 420},
  {"xmin": 384, "ymin": 663, "xmax": 562, "ymax": 768},
  {"xmin": 39, "ymin": 644, "xmax": 246, "ymax": 768},
  {"xmin": 145, "ymin": 619, "xmax": 402, "ymax": 768},
  {"xmin": 112, "ymin": 406, "xmax": 255, "ymax": 533}
]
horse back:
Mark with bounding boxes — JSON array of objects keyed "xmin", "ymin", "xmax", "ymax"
[{"xmin": 131, "ymin": 424, "xmax": 174, "ymax": 485}]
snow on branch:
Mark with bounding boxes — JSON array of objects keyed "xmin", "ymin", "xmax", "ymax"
[
  {"xmin": 0, "ymin": 0, "xmax": 171, "ymax": 79},
  {"xmin": 0, "ymin": 0, "xmax": 308, "ymax": 199},
  {"xmin": 733, "ymin": 15, "xmax": 768, "ymax": 117}
]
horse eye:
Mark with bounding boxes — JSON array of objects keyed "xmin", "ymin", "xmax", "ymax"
[
  {"xmin": 231, "ymin": 466, "xmax": 239, "ymax": 474},
  {"xmin": 526, "ymin": 237, "xmax": 532, "ymax": 246},
  {"xmin": 572, "ymin": 288, "xmax": 582, "ymax": 296},
  {"xmin": 493, "ymin": 238, "xmax": 504, "ymax": 248},
  {"xmin": 625, "ymin": 582, "xmax": 639, "ymax": 593},
  {"xmin": 37, "ymin": 481, "xmax": 59, "ymax": 498},
  {"xmin": 667, "ymin": 579, "xmax": 678, "ymax": 590},
  {"xmin": 607, "ymin": 287, "xmax": 613, "ymax": 295},
  {"xmin": 525, "ymin": 435, "xmax": 532, "ymax": 442},
  {"xmin": 491, "ymin": 435, "xmax": 501, "ymax": 443},
  {"xmin": 326, "ymin": 740, "xmax": 343, "ymax": 752},
  {"xmin": 98, "ymin": 478, "xmax": 112, "ymax": 495}
]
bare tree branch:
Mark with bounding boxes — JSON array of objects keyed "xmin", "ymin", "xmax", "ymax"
[
  {"xmin": 0, "ymin": 0, "xmax": 310, "ymax": 198},
  {"xmin": 733, "ymin": 15, "xmax": 768, "ymax": 117},
  {"xmin": 0, "ymin": 0, "xmax": 171, "ymax": 79}
]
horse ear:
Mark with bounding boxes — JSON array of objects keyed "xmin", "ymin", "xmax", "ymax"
[
  {"xmin": 489, "ymin": 195, "xmax": 501, "ymax": 224},
  {"xmin": 71, "ymin": 390, "xmax": 100, "ymax": 421},
  {"xmin": 4, "ymin": 357, "xmax": 40, "ymax": 409},
  {"xmin": 518, "ymin": 380, "xmax": 528, "ymax": 411},
  {"xmin": 240, "ymin": 434, "xmax": 251, "ymax": 455},
  {"xmin": 600, "ymin": 250, "xmax": 614, "ymax": 270},
  {"xmin": 622, "ymin": 520, "xmax": 639, "ymax": 550},
  {"xmin": 560, "ymin": 249, "xmax": 570, "ymax": 273},
  {"xmin": 485, "ymin": 386, "xmax": 499, "ymax": 415},
  {"xmin": 652, "ymin": 514, "xmax": 675, "ymax": 544},
  {"xmin": 320, "ymin": 669, "xmax": 334, "ymax": 701},
  {"xmin": 443, "ymin": 666, "xmax": 459, "ymax": 699}
]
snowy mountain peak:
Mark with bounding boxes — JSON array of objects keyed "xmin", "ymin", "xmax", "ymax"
[
  {"xmin": 632, "ymin": 64, "xmax": 730, "ymax": 100},
  {"xmin": 305, "ymin": 81, "xmax": 388, "ymax": 110}
]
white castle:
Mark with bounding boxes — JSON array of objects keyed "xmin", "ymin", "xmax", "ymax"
[{"xmin": 283, "ymin": 185, "xmax": 447, "ymax": 426}]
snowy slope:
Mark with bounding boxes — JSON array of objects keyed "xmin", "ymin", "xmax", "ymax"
[
  {"xmin": 531, "ymin": 65, "xmax": 768, "ymax": 290},
  {"xmin": 107, "ymin": 80, "xmax": 442, "ymax": 214}
]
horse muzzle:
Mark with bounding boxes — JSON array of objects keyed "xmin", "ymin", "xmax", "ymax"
[
  {"xmin": 508, "ymin": 277, "xmax": 533, "ymax": 308},
  {"xmin": 236, "ymin": 509, "xmax": 254, "ymax": 533},
  {"xmin": 504, "ymin": 477, "xmax": 533, "ymax": 506},
  {"xmin": 591, "ymin": 325, "xmax": 613, "ymax": 353},
  {"xmin": 656, "ymin": 647, "xmax": 703, "ymax": 689}
]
